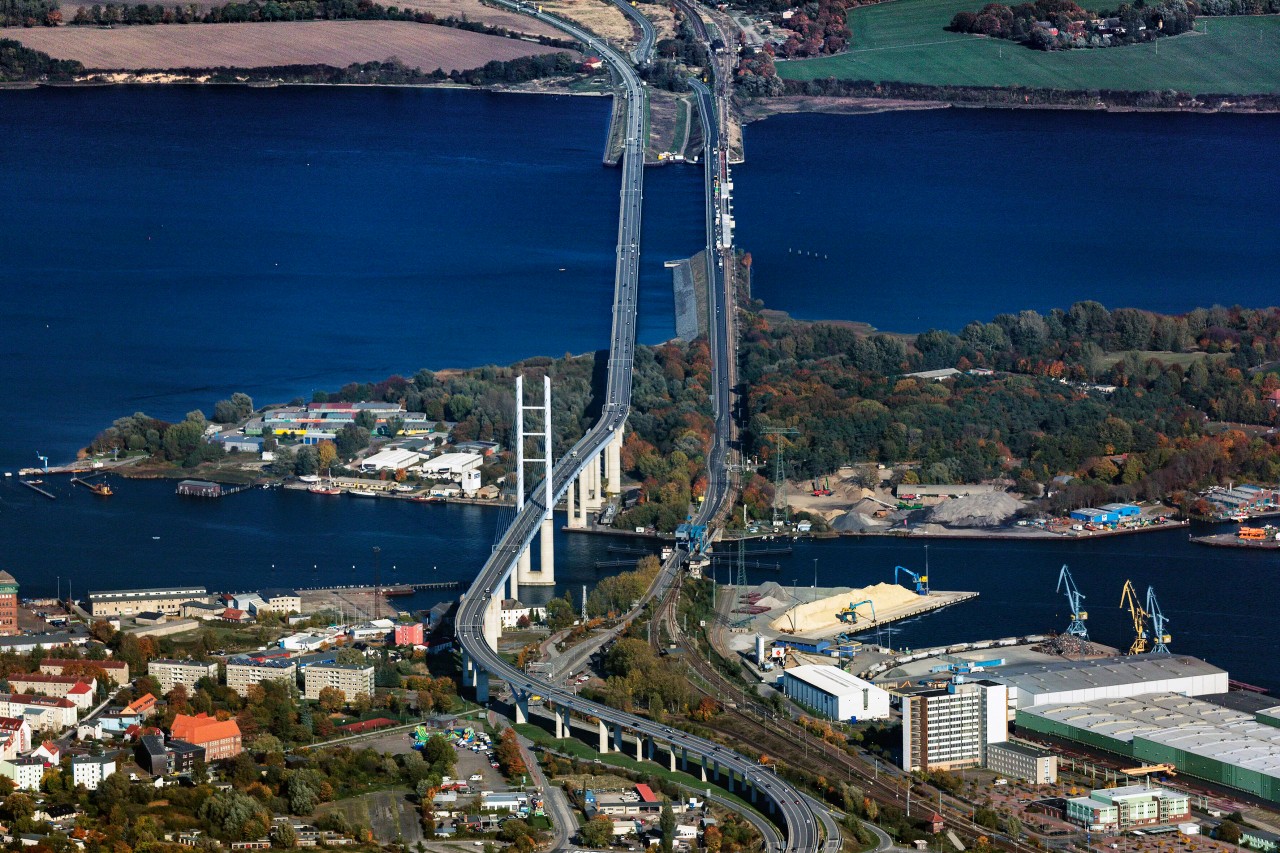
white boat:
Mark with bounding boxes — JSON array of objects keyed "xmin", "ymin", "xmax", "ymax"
[
  {"xmin": 349, "ymin": 490, "xmax": 378, "ymax": 498},
  {"xmin": 298, "ymin": 475, "xmax": 321, "ymax": 484}
]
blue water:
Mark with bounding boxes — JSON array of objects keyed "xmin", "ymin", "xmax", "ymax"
[
  {"xmin": 734, "ymin": 109, "xmax": 1280, "ymax": 331},
  {"xmin": 0, "ymin": 86, "xmax": 704, "ymax": 469},
  {"xmin": 2, "ymin": 90, "xmax": 1277, "ymax": 689}
]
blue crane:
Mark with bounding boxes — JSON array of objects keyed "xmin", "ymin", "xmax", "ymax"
[
  {"xmin": 895, "ymin": 565, "xmax": 929, "ymax": 595},
  {"xmin": 1146, "ymin": 585, "xmax": 1171, "ymax": 653},
  {"xmin": 1056, "ymin": 564, "xmax": 1089, "ymax": 639}
]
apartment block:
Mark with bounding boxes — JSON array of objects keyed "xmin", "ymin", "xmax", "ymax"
[
  {"xmin": 303, "ymin": 664, "xmax": 375, "ymax": 701},
  {"xmin": 149, "ymin": 659, "xmax": 219, "ymax": 694},
  {"xmin": 902, "ymin": 680, "xmax": 1008, "ymax": 772},
  {"xmin": 225, "ymin": 657, "xmax": 296, "ymax": 696}
]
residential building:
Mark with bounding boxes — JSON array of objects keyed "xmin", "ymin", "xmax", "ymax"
[
  {"xmin": 780, "ymin": 665, "xmax": 891, "ymax": 722},
  {"xmin": 393, "ymin": 623, "xmax": 424, "ymax": 646},
  {"xmin": 170, "ymin": 713, "xmax": 242, "ymax": 761},
  {"xmin": 901, "ymin": 680, "xmax": 1008, "ymax": 772},
  {"xmin": 71, "ymin": 754, "xmax": 116, "ymax": 790},
  {"xmin": 8, "ymin": 674, "xmax": 97, "ymax": 707},
  {"xmin": 225, "ymin": 657, "xmax": 296, "ymax": 696},
  {"xmin": 303, "ymin": 664, "xmax": 375, "ymax": 701},
  {"xmin": 30, "ymin": 740, "xmax": 57, "ymax": 764},
  {"xmin": 499, "ymin": 600, "xmax": 546, "ymax": 629},
  {"xmin": 0, "ymin": 571, "xmax": 18, "ymax": 637},
  {"xmin": 0, "ymin": 757, "xmax": 44, "ymax": 791},
  {"xmin": 0, "ymin": 718, "xmax": 31, "ymax": 754},
  {"xmin": 0, "ymin": 694, "xmax": 78, "ymax": 732},
  {"xmin": 39, "ymin": 658, "xmax": 129, "ymax": 685},
  {"xmin": 88, "ymin": 587, "xmax": 211, "ymax": 617},
  {"xmin": 127, "ymin": 693, "xmax": 157, "ymax": 717},
  {"xmin": 1066, "ymin": 786, "xmax": 1190, "ymax": 832},
  {"xmin": 985, "ymin": 741, "xmax": 1058, "ymax": 784},
  {"xmin": 149, "ymin": 659, "xmax": 219, "ymax": 694}
]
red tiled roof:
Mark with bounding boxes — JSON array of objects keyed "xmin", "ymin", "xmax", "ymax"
[
  {"xmin": 635, "ymin": 784, "xmax": 657, "ymax": 803},
  {"xmin": 171, "ymin": 713, "xmax": 241, "ymax": 745},
  {"xmin": 126, "ymin": 693, "xmax": 156, "ymax": 712},
  {"xmin": 0, "ymin": 718, "xmax": 26, "ymax": 731},
  {"xmin": 42, "ymin": 659, "xmax": 126, "ymax": 670},
  {"xmin": 11, "ymin": 673, "xmax": 91, "ymax": 685},
  {"xmin": 68, "ymin": 683, "xmax": 93, "ymax": 695}
]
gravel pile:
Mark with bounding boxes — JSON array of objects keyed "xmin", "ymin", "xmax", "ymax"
[
  {"xmin": 927, "ymin": 492, "xmax": 1025, "ymax": 528},
  {"xmin": 831, "ymin": 510, "xmax": 890, "ymax": 533}
]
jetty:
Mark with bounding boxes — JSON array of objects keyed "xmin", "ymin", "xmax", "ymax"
[{"xmin": 20, "ymin": 480, "xmax": 56, "ymax": 500}]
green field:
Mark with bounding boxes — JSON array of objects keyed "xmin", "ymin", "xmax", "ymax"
[{"xmin": 776, "ymin": 0, "xmax": 1280, "ymax": 92}]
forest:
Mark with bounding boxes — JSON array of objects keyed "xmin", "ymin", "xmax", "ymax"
[
  {"xmin": 0, "ymin": 36, "xmax": 82, "ymax": 77},
  {"xmin": 737, "ymin": 296, "xmax": 1280, "ymax": 511},
  {"xmin": 0, "ymin": 0, "xmax": 59, "ymax": 25},
  {"xmin": 947, "ymin": 0, "xmax": 1195, "ymax": 49}
]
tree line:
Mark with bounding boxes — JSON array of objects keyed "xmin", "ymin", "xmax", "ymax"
[
  {"xmin": 0, "ymin": 37, "xmax": 83, "ymax": 78},
  {"xmin": 947, "ymin": 0, "xmax": 1195, "ymax": 49},
  {"xmin": 68, "ymin": 0, "xmax": 571, "ymax": 47},
  {"xmin": 0, "ymin": 0, "xmax": 59, "ymax": 26}
]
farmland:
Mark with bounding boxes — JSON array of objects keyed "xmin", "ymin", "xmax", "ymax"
[
  {"xmin": 11, "ymin": 20, "xmax": 572, "ymax": 72},
  {"xmin": 776, "ymin": 0, "xmax": 1280, "ymax": 93},
  {"xmin": 391, "ymin": 0, "xmax": 564, "ymax": 39}
]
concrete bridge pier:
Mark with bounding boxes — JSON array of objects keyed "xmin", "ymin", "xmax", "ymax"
[
  {"xmin": 483, "ymin": 594, "xmax": 501, "ymax": 652},
  {"xmin": 613, "ymin": 725, "xmax": 623, "ymax": 753},
  {"xmin": 566, "ymin": 479, "xmax": 582, "ymax": 529},
  {"xmin": 680, "ymin": 747, "xmax": 688, "ymax": 772},
  {"xmin": 526, "ymin": 516, "xmax": 555, "ymax": 586},
  {"xmin": 554, "ymin": 705, "xmax": 567, "ymax": 739},
  {"xmin": 474, "ymin": 669, "xmax": 488, "ymax": 704},
  {"xmin": 516, "ymin": 548, "xmax": 532, "ymax": 588},
  {"xmin": 514, "ymin": 691, "xmax": 529, "ymax": 725},
  {"xmin": 634, "ymin": 733, "xmax": 643, "ymax": 761},
  {"xmin": 667, "ymin": 746, "xmax": 676, "ymax": 773},
  {"xmin": 606, "ymin": 430, "xmax": 622, "ymax": 495},
  {"xmin": 646, "ymin": 739, "xmax": 655, "ymax": 761},
  {"xmin": 699, "ymin": 761, "xmax": 708, "ymax": 782},
  {"xmin": 461, "ymin": 651, "xmax": 476, "ymax": 688},
  {"xmin": 598, "ymin": 720, "xmax": 610, "ymax": 753}
]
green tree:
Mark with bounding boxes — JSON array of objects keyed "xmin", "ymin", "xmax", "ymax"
[
  {"xmin": 581, "ymin": 815, "xmax": 613, "ymax": 848},
  {"xmin": 659, "ymin": 800, "xmax": 676, "ymax": 853}
]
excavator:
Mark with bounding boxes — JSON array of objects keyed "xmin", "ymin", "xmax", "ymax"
[{"xmin": 812, "ymin": 476, "xmax": 833, "ymax": 496}]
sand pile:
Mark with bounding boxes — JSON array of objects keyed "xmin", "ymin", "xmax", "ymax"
[
  {"xmin": 770, "ymin": 582, "xmax": 922, "ymax": 636},
  {"xmin": 752, "ymin": 581, "xmax": 792, "ymax": 610},
  {"xmin": 831, "ymin": 511, "xmax": 889, "ymax": 533},
  {"xmin": 928, "ymin": 492, "xmax": 1025, "ymax": 528}
]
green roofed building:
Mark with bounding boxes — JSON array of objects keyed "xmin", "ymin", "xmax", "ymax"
[{"xmin": 1018, "ymin": 692, "xmax": 1280, "ymax": 804}]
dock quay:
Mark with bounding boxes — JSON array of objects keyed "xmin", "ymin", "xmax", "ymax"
[
  {"xmin": 1190, "ymin": 532, "xmax": 1280, "ymax": 549},
  {"xmin": 832, "ymin": 590, "xmax": 980, "ymax": 635},
  {"xmin": 20, "ymin": 480, "xmax": 56, "ymax": 500}
]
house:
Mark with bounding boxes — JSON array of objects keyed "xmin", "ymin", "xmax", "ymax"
[
  {"xmin": 500, "ymin": 600, "xmax": 546, "ymax": 628},
  {"xmin": 170, "ymin": 713, "xmax": 242, "ymax": 760},
  {"xmin": 7, "ymin": 673, "xmax": 98, "ymax": 706},
  {"xmin": 30, "ymin": 740, "xmax": 57, "ymax": 764},
  {"xmin": 71, "ymin": 754, "xmax": 117, "ymax": 790},
  {"xmin": 221, "ymin": 608, "xmax": 251, "ymax": 623},
  {"xmin": 258, "ymin": 589, "xmax": 301, "ymax": 614},
  {"xmin": 181, "ymin": 602, "xmax": 224, "ymax": 621},
  {"xmin": 582, "ymin": 56, "xmax": 604, "ymax": 71},
  {"xmin": 279, "ymin": 633, "xmax": 328, "ymax": 652},
  {"xmin": 134, "ymin": 611, "xmax": 166, "ymax": 626}
]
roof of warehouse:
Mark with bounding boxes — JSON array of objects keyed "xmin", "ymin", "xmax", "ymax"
[
  {"xmin": 984, "ymin": 654, "xmax": 1225, "ymax": 695},
  {"xmin": 1138, "ymin": 724, "xmax": 1280, "ymax": 776},
  {"xmin": 1019, "ymin": 692, "xmax": 1254, "ymax": 743},
  {"xmin": 785, "ymin": 664, "xmax": 880, "ymax": 696}
]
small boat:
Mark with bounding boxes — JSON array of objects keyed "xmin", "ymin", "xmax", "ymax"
[
  {"xmin": 298, "ymin": 475, "xmax": 321, "ymax": 484},
  {"xmin": 349, "ymin": 490, "xmax": 378, "ymax": 498},
  {"xmin": 88, "ymin": 482, "xmax": 112, "ymax": 497},
  {"xmin": 309, "ymin": 485, "xmax": 341, "ymax": 495}
]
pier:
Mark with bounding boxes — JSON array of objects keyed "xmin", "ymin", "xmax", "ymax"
[{"xmin": 20, "ymin": 480, "xmax": 56, "ymax": 500}]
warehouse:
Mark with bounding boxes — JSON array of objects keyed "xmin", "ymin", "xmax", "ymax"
[
  {"xmin": 358, "ymin": 448, "xmax": 422, "ymax": 473},
  {"xmin": 1069, "ymin": 507, "xmax": 1119, "ymax": 525},
  {"xmin": 420, "ymin": 452, "xmax": 482, "ymax": 480},
  {"xmin": 780, "ymin": 665, "xmax": 890, "ymax": 722},
  {"xmin": 984, "ymin": 654, "xmax": 1227, "ymax": 716},
  {"xmin": 89, "ymin": 586, "xmax": 212, "ymax": 617},
  {"xmin": 1017, "ymin": 692, "xmax": 1280, "ymax": 804}
]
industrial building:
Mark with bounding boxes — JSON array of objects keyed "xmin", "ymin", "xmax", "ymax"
[
  {"xmin": 1065, "ymin": 785, "xmax": 1190, "ymax": 833},
  {"xmin": 303, "ymin": 664, "xmax": 374, "ymax": 700},
  {"xmin": 225, "ymin": 657, "xmax": 297, "ymax": 696},
  {"xmin": 983, "ymin": 654, "xmax": 1227, "ymax": 717},
  {"xmin": 358, "ymin": 448, "xmax": 422, "ymax": 473},
  {"xmin": 986, "ymin": 741, "xmax": 1058, "ymax": 784},
  {"xmin": 149, "ymin": 659, "xmax": 219, "ymax": 694},
  {"xmin": 1069, "ymin": 507, "xmax": 1119, "ymax": 525},
  {"xmin": 1017, "ymin": 691, "xmax": 1280, "ymax": 804},
  {"xmin": 902, "ymin": 680, "xmax": 1007, "ymax": 772},
  {"xmin": 420, "ymin": 452, "xmax": 482, "ymax": 480},
  {"xmin": 780, "ymin": 665, "xmax": 890, "ymax": 722},
  {"xmin": 88, "ymin": 586, "xmax": 212, "ymax": 617}
]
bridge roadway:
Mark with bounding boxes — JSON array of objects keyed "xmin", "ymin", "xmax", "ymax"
[{"xmin": 458, "ymin": 5, "xmax": 826, "ymax": 853}]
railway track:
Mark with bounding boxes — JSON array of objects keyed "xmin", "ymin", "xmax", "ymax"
[{"xmin": 651, "ymin": 579, "xmax": 1027, "ymax": 853}]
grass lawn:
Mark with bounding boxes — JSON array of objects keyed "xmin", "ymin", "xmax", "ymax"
[
  {"xmin": 776, "ymin": 0, "xmax": 1280, "ymax": 92},
  {"xmin": 1095, "ymin": 350, "xmax": 1230, "ymax": 367}
]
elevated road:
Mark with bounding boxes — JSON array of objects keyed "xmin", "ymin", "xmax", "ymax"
[{"xmin": 459, "ymin": 6, "xmax": 827, "ymax": 852}]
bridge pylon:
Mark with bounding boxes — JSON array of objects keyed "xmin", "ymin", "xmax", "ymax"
[{"xmin": 515, "ymin": 375, "xmax": 556, "ymax": 586}]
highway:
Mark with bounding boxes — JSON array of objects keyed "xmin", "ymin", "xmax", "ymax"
[{"xmin": 458, "ymin": 5, "xmax": 827, "ymax": 852}]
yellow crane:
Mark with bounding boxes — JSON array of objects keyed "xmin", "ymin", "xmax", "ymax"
[{"xmin": 1120, "ymin": 579, "xmax": 1150, "ymax": 655}]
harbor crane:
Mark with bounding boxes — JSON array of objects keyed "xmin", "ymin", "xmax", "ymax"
[
  {"xmin": 1056, "ymin": 564, "xmax": 1089, "ymax": 639},
  {"xmin": 36, "ymin": 453, "xmax": 48, "ymax": 471},
  {"xmin": 1120, "ymin": 578, "xmax": 1150, "ymax": 655},
  {"xmin": 1146, "ymin": 585, "xmax": 1171, "ymax": 653},
  {"xmin": 837, "ymin": 599, "xmax": 876, "ymax": 624},
  {"xmin": 895, "ymin": 565, "xmax": 929, "ymax": 595}
]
